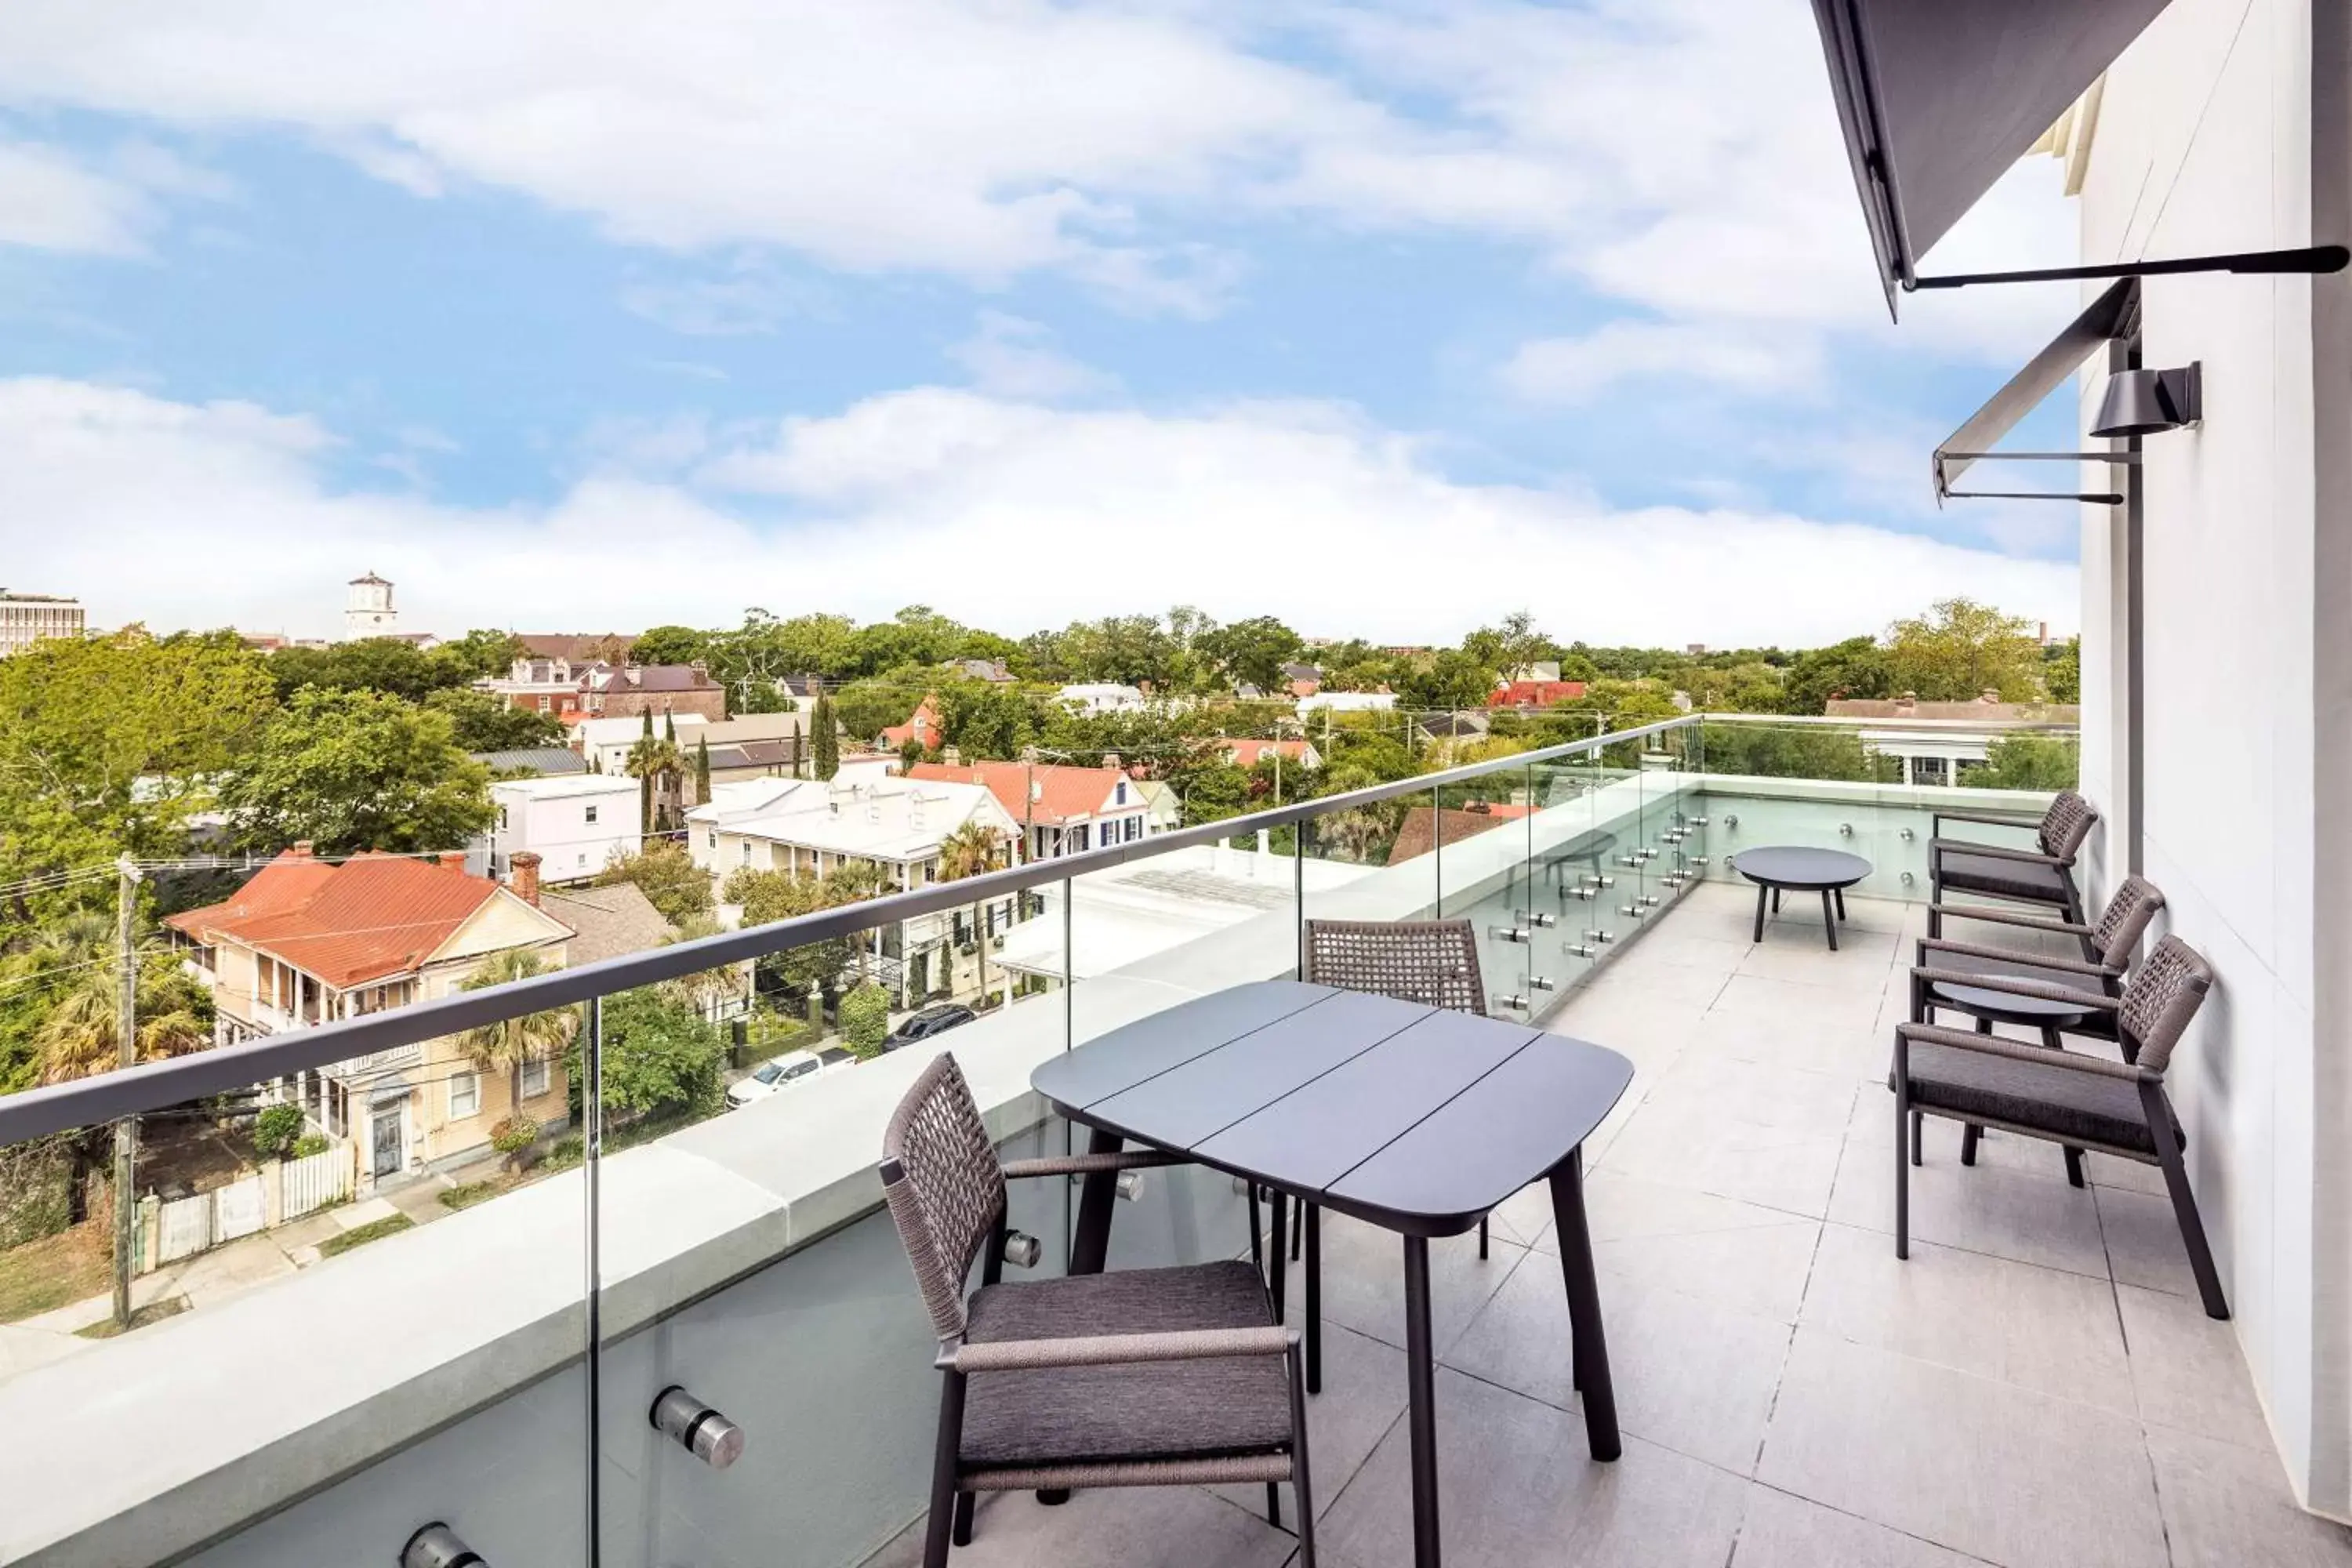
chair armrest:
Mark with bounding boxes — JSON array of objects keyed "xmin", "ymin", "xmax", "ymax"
[
  {"xmin": 1930, "ymin": 838, "xmax": 2069, "ymax": 866},
  {"xmin": 1932, "ymin": 904, "xmax": 2094, "ymax": 938},
  {"xmin": 1000, "ymin": 1150, "xmax": 1189, "ymax": 1181},
  {"xmin": 1905, "ymin": 967, "xmax": 2118, "ymax": 1011},
  {"xmin": 1895, "ymin": 1022, "xmax": 2152, "ymax": 1082},
  {"xmin": 950, "ymin": 1324, "xmax": 1298, "ymax": 1373},
  {"xmin": 1933, "ymin": 809, "xmax": 2042, "ymax": 836},
  {"xmin": 1915, "ymin": 938, "xmax": 2118, "ymax": 981}
]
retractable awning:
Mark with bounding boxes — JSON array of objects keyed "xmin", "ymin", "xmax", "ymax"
[
  {"xmin": 1934, "ymin": 277, "xmax": 2137, "ymax": 504},
  {"xmin": 1812, "ymin": 0, "xmax": 2173, "ymax": 314}
]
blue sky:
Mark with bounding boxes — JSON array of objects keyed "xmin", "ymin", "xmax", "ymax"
[{"xmin": 0, "ymin": 1, "xmax": 2085, "ymax": 646}]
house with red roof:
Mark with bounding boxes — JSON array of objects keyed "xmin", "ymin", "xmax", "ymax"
[
  {"xmin": 902, "ymin": 760, "xmax": 1155, "ymax": 862},
  {"xmin": 1486, "ymin": 678, "xmax": 1589, "ymax": 710},
  {"xmin": 1216, "ymin": 737, "xmax": 1323, "ymax": 771},
  {"xmin": 880, "ymin": 696, "xmax": 942, "ymax": 752},
  {"xmin": 167, "ymin": 844, "xmax": 575, "ymax": 1189}
]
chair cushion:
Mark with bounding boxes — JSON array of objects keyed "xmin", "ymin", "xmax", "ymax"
[
  {"xmin": 1892, "ymin": 1043, "xmax": 2183, "ymax": 1156},
  {"xmin": 1936, "ymin": 850, "xmax": 2071, "ymax": 906},
  {"xmin": 959, "ymin": 1261, "xmax": 1291, "ymax": 1469}
]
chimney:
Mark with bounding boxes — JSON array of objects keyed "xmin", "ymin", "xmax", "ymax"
[
  {"xmin": 511, "ymin": 851, "xmax": 543, "ymax": 907},
  {"xmin": 1980, "ymin": 688, "xmax": 2002, "ymax": 705},
  {"xmin": 942, "ymin": 745, "xmax": 961, "ymax": 766},
  {"xmin": 438, "ymin": 851, "xmax": 466, "ymax": 873},
  {"xmin": 1102, "ymin": 753, "xmax": 1120, "ymax": 771},
  {"xmin": 1895, "ymin": 691, "xmax": 1918, "ymax": 716},
  {"xmin": 289, "ymin": 840, "xmax": 314, "ymax": 858}
]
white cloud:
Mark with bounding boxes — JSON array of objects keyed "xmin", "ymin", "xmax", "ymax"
[
  {"xmin": 0, "ymin": 141, "xmax": 155, "ymax": 254},
  {"xmin": 946, "ymin": 313, "xmax": 1118, "ymax": 402},
  {"xmin": 0, "ymin": 376, "xmax": 2076, "ymax": 646},
  {"xmin": 0, "ymin": 0, "xmax": 2069, "ymax": 347},
  {"xmin": 619, "ymin": 262, "xmax": 833, "ymax": 337},
  {"xmin": 1501, "ymin": 321, "xmax": 1817, "ymax": 404}
]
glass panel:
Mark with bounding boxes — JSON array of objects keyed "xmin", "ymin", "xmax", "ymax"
[{"xmin": 0, "ymin": 862, "xmax": 589, "ymax": 1568}]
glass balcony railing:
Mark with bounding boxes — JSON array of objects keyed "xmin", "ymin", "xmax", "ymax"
[{"xmin": 0, "ymin": 713, "xmax": 2069, "ymax": 1567}]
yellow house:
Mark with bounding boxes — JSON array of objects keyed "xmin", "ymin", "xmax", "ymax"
[{"xmin": 168, "ymin": 846, "xmax": 575, "ymax": 1191}]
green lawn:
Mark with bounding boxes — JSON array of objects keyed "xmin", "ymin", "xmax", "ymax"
[{"xmin": 318, "ymin": 1213, "xmax": 415, "ymax": 1258}]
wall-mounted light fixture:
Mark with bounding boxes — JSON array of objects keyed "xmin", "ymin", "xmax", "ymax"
[{"xmin": 2091, "ymin": 362, "xmax": 2202, "ymax": 437}]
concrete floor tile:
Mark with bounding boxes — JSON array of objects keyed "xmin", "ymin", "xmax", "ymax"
[
  {"xmin": 1829, "ymin": 1091, "xmax": 2111, "ymax": 1279},
  {"xmin": 2115, "ymin": 1283, "xmax": 2270, "ymax": 1451},
  {"xmin": 1321, "ymin": 1368, "xmax": 1749, "ymax": 1568},
  {"xmin": 1737, "ymin": 925, "xmax": 1900, "ymax": 987},
  {"xmin": 2146, "ymin": 1424, "xmax": 2352, "ymax": 1567},
  {"xmin": 1601, "ymin": 1102, "xmax": 1847, "ymax": 1220},
  {"xmin": 1275, "ymin": 1212, "xmax": 1519, "ymax": 1361},
  {"xmin": 1729, "ymin": 1485, "xmax": 1989, "ymax": 1567},
  {"xmin": 2095, "ymin": 1184, "xmax": 2205, "ymax": 1299},
  {"xmin": 1798, "ymin": 1221, "xmax": 2135, "ymax": 1416},
  {"xmin": 1443, "ymin": 1253, "xmax": 1794, "ymax": 1476},
  {"xmin": 864, "ymin": 1480, "xmax": 1299, "ymax": 1568},
  {"xmin": 1757, "ymin": 1327, "xmax": 2167, "ymax": 1568}
]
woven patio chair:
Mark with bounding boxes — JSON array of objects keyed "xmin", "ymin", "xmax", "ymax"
[
  {"xmin": 1258, "ymin": 919, "xmax": 1496, "ymax": 1396},
  {"xmin": 880, "ymin": 1053, "xmax": 1317, "ymax": 1567},
  {"xmin": 1926, "ymin": 789, "xmax": 2100, "ymax": 942},
  {"xmin": 1889, "ymin": 934, "xmax": 2227, "ymax": 1319},
  {"xmin": 1907, "ymin": 875, "xmax": 2168, "ymax": 1185}
]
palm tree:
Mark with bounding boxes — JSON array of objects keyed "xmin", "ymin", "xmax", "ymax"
[
  {"xmin": 452, "ymin": 949, "xmax": 576, "ymax": 1136},
  {"xmin": 626, "ymin": 730, "xmax": 684, "ymax": 833},
  {"xmin": 818, "ymin": 860, "xmax": 891, "ymax": 983},
  {"xmin": 33, "ymin": 963, "xmax": 209, "ymax": 1085},
  {"xmin": 661, "ymin": 913, "xmax": 747, "ymax": 1018},
  {"xmin": 935, "ymin": 818, "xmax": 1004, "ymax": 1007}
]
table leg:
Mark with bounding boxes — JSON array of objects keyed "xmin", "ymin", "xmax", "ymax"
[
  {"xmin": 1751, "ymin": 883, "xmax": 1768, "ymax": 942},
  {"xmin": 1068, "ymin": 1127, "xmax": 1123, "ymax": 1276},
  {"xmin": 1835, "ymin": 886, "xmax": 1848, "ymax": 921},
  {"xmin": 1403, "ymin": 1235, "xmax": 1442, "ymax": 1568},
  {"xmin": 1548, "ymin": 1150, "xmax": 1621, "ymax": 1462},
  {"xmin": 1960, "ymin": 1018, "xmax": 1991, "ymax": 1166},
  {"xmin": 1269, "ymin": 1190, "xmax": 1288, "ymax": 1323},
  {"xmin": 1771, "ymin": 886, "xmax": 1781, "ymax": 914},
  {"xmin": 1820, "ymin": 889, "xmax": 1839, "ymax": 952},
  {"xmin": 1305, "ymin": 1200, "xmax": 1323, "ymax": 1395}
]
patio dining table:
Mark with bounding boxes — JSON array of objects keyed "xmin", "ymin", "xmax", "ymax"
[{"xmin": 1031, "ymin": 979, "xmax": 1635, "ymax": 1568}]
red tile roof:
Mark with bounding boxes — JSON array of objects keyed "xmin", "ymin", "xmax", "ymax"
[
  {"xmin": 1386, "ymin": 803, "xmax": 1535, "ymax": 865},
  {"xmin": 881, "ymin": 698, "xmax": 942, "ymax": 750},
  {"xmin": 904, "ymin": 760, "xmax": 1128, "ymax": 826},
  {"xmin": 1487, "ymin": 680, "xmax": 1588, "ymax": 710},
  {"xmin": 1218, "ymin": 739, "xmax": 1315, "ymax": 768},
  {"xmin": 165, "ymin": 850, "xmax": 543, "ymax": 990}
]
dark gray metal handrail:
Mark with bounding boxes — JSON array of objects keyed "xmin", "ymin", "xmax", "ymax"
[{"xmin": 0, "ymin": 716, "xmax": 1697, "ymax": 1143}]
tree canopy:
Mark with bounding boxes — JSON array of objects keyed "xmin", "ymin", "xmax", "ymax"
[
  {"xmin": 220, "ymin": 688, "xmax": 493, "ymax": 855},
  {"xmin": 1885, "ymin": 598, "xmax": 2049, "ymax": 702}
]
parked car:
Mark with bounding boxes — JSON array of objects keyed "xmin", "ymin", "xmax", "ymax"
[
  {"xmin": 881, "ymin": 1004, "xmax": 977, "ymax": 1053},
  {"xmin": 726, "ymin": 1046, "xmax": 857, "ymax": 1109}
]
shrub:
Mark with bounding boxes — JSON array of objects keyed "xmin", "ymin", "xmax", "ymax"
[
  {"xmin": 318, "ymin": 1214, "xmax": 414, "ymax": 1258},
  {"xmin": 542, "ymin": 1134, "xmax": 586, "ymax": 1173},
  {"xmin": 438, "ymin": 1181, "xmax": 503, "ymax": 1211},
  {"xmin": 253, "ymin": 1105, "xmax": 304, "ymax": 1160},
  {"xmin": 490, "ymin": 1116, "xmax": 540, "ymax": 1158},
  {"xmin": 838, "ymin": 982, "xmax": 891, "ymax": 1059},
  {"xmin": 289, "ymin": 1133, "xmax": 331, "ymax": 1159}
]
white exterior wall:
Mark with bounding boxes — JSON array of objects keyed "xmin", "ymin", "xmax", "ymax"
[
  {"xmin": 490, "ymin": 778, "xmax": 642, "ymax": 883},
  {"xmin": 2079, "ymin": 0, "xmax": 2349, "ymax": 1515}
]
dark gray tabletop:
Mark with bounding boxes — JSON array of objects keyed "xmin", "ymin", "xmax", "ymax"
[
  {"xmin": 1033, "ymin": 981, "xmax": 1635, "ymax": 1237},
  {"xmin": 1733, "ymin": 846, "xmax": 1873, "ymax": 888},
  {"xmin": 1928, "ymin": 976, "xmax": 2095, "ymax": 1020}
]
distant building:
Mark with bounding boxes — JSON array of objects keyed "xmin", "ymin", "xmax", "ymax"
[
  {"xmin": 1823, "ymin": 694, "xmax": 2081, "ymax": 787},
  {"xmin": 880, "ymin": 697, "xmax": 942, "ymax": 750},
  {"xmin": 1216, "ymin": 738, "xmax": 1323, "ymax": 771},
  {"xmin": 1488, "ymin": 679, "xmax": 1588, "ymax": 710},
  {"xmin": 950, "ymin": 659, "xmax": 1016, "ymax": 684},
  {"xmin": 469, "ymin": 746, "xmax": 590, "ymax": 778},
  {"xmin": 1059, "ymin": 682, "xmax": 1147, "ymax": 716},
  {"xmin": 479, "ymin": 655, "xmax": 725, "ymax": 723},
  {"xmin": 485, "ymin": 774, "xmax": 643, "ymax": 885},
  {"xmin": 904, "ymin": 760, "xmax": 1154, "ymax": 862},
  {"xmin": 514, "ymin": 633, "xmax": 637, "ymax": 665},
  {"xmin": 165, "ymin": 847, "xmax": 575, "ymax": 1189},
  {"xmin": 1297, "ymin": 690, "xmax": 1396, "ymax": 717},
  {"xmin": 343, "ymin": 572, "xmax": 397, "ymax": 641},
  {"xmin": 0, "ymin": 590, "xmax": 84, "ymax": 658}
]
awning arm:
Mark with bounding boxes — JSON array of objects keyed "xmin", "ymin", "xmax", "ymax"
[
  {"xmin": 1914, "ymin": 244, "xmax": 2348, "ymax": 291},
  {"xmin": 1934, "ymin": 278, "xmax": 2139, "ymax": 503},
  {"xmin": 1933, "ymin": 451, "xmax": 2137, "ymax": 507}
]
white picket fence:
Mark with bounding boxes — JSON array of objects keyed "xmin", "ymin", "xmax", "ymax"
[
  {"xmin": 154, "ymin": 1192, "xmax": 212, "ymax": 1265},
  {"xmin": 280, "ymin": 1145, "xmax": 352, "ymax": 1221}
]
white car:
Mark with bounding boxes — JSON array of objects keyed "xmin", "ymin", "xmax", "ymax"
[{"xmin": 726, "ymin": 1046, "xmax": 856, "ymax": 1109}]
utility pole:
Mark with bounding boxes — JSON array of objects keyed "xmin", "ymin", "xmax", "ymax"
[{"xmin": 111, "ymin": 855, "xmax": 142, "ymax": 1330}]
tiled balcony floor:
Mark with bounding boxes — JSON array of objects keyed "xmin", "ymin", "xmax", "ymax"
[{"xmin": 870, "ymin": 884, "xmax": 2352, "ymax": 1568}]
